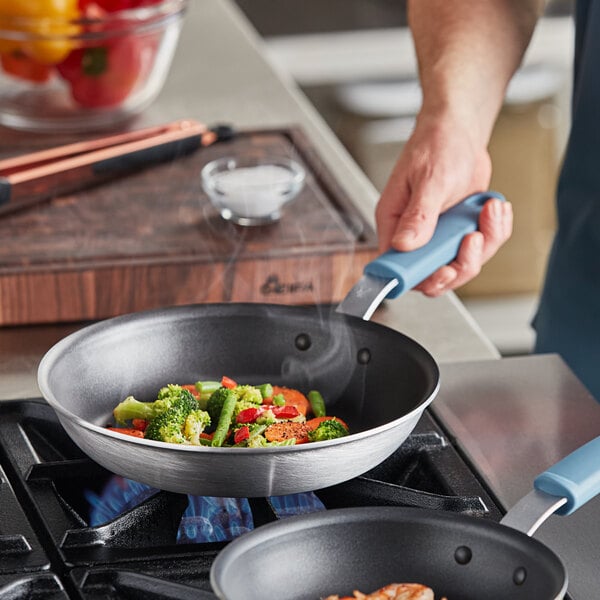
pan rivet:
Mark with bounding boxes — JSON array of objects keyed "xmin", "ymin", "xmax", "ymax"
[
  {"xmin": 454, "ymin": 546, "xmax": 472, "ymax": 565},
  {"xmin": 513, "ymin": 567, "xmax": 527, "ymax": 585},
  {"xmin": 357, "ymin": 348, "xmax": 371, "ymax": 364},
  {"xmin": 295, "ymin": 333, "xmax": 312, "ymax": 351}
]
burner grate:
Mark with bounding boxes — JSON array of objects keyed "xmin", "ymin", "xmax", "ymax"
[{"xmin": 0, "ymin": 399, "xmax": 504, "ymax": 599}]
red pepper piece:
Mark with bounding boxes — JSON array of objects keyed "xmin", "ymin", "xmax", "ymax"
[
  {"xmin": 236, "ymin": 406, "xmax": 264, "ymax": 424},
  {"xmin": 221, "ymin": 376, "xmax": 237, "ymax": 389},
  {"xmin": 131, "ymin": 418, "xmax": 148, "ymax": 432},
  {"xmin": 234, "ymin": 426, "xmax": 250, "ymax": 444},
  {"xmin": 272, "ymin": 405, "xmax": 300, "ymax": 420}
]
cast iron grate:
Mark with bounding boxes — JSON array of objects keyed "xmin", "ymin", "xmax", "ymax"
[{"xmin": 0, "ymin": 399, "xmax": 503, "ymax": 599}]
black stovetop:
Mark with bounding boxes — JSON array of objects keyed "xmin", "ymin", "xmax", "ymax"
[{"xmin": 0, "ymin": 398, "xmax": 503, "ymax": 599}]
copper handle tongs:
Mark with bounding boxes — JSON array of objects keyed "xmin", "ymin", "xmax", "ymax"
[{"xmin": 0, "ymin": 118, "xmax": 234, "ymax": 215}]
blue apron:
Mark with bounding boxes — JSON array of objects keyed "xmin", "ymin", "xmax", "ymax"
[{"xmin": 533, "ymin": 0, "xmax": 600, "ymax": 400}]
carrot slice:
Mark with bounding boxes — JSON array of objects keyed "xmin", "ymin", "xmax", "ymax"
[
  {"xmin": 106, "ymin": 427, "xmax": 144, "ymax": 438},
  {"xmin": 271, "ymin": 386, "xmax": 311, "ymax": 416},
  {"xmin": 264, "ymin": 421, "xmax": 309, "ymax": 444}
]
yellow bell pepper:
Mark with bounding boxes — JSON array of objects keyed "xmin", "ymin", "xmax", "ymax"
[{"xmin": 0, "ymin": 0, "xmax": 81, "ymax": 65}]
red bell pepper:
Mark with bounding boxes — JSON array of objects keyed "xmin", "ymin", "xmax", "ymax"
[
  {"xmin": 236, "ymin": 407, "xmax": 264, "ymax": 424},
  {"xmin": 85, "ymin": 0, "xmax": 163, "ymax": 10},
  {"xmin": 271, "ymin": 405, "xmax": 300, "ymax": 420},
  {"xmin": 131, "ymin": 418, "xmax": 148, "ymax": 432},
  {"xmin": 221, "ymin": 376, "xmax": 237, "ymax": 389},
  {"xmin": 57, "ymin": 32, "xmax": 143, "ymax": 108},
  {"xmin": 1, "ymin": 51, "xmax": 53, "ymax": 83},
  {"xmin": 234, "ymin": 426, "xmax": 250, "ymax": 445}
]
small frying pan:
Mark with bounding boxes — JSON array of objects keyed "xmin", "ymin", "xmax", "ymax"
[
  {"xmin": 210, "ymin": 436, "xmax": 600, "ymax": 600},
  {"xmin": 38, "ymin": 192, "xmax": 502, "ymax": 498}
]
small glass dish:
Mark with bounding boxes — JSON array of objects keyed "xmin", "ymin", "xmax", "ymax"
[{"xmin": 201, "ymin": 155, "xmax": 306, "ymax": 226}]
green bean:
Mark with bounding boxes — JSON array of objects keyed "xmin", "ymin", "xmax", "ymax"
[
  {"xmin": 272, "ymin": 393, "xmax": 285, "ymax": 406},
  {"xmin": 211, "ymin": 389, "xmax": 237, "ymax": 447},
  {"xmin": 195, "ymin": 380, "xmax": 221, "ymax": 396},
  {"xmin": 308, "ymin": 390, "xmax": 326, "ymax": 417},
  {"xmin": 257, "ymin": 383, "xmax": 273, "ymax": 399}
]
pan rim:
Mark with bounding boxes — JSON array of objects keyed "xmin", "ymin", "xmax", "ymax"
[{"xmin": 37, "ymin": 302, "xmax": 440, "ymax": 455}]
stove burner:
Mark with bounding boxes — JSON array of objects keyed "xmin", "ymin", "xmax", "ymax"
[
  {"xmin": 0, "ymin": 399, "xmax": 506, "ymax": 599},
  {"xmin": 86, "ymin": 477, "xmax": 325, "ymax": 543}
]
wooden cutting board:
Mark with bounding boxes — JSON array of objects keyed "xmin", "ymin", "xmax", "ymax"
[{"xmin": 0, "ymin": 126, "xmax": 378, "ymax": 326}]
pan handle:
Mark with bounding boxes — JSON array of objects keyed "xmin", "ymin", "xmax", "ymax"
[
  {"xmin": 364, "ymin": 191, "xmax": 505, "ymax": 299},
  {"xmin": 500, "ymin": 436, "xmax": 600, "ymax": 536},
  {"xmin": 534, "ymin": 435, "xmax": 600, "ymax": 516}
]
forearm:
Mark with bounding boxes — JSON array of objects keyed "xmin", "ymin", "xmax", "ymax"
[{"xmin": 408, "ymin": 0, "xmax": 544, "ymax": 148}]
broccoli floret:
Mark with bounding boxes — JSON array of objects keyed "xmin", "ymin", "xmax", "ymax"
[
  {"xmin": 235, "ymin": 385, "xmax": 263, "ymax": 405},
  {"xmin": 247, "ymin": 435, "xmax": 267, "ymax": 448},
  {"xmin": 206, "ymin": 387, "xmax": 234, "ymax": 423},
  {"xmin": 112, "ymin": 394, "xmax": 179, "ymax": 425},
  {"xmin": 307, "ymin": 419, "xmax": 349, "ymax": 442},
  {"xmin": 183, "ymin": 409, "xmax": 211, "ymax": 445},
  {"xmin": 143, "ymin": 387, "xmax": 199, "ymax": 443},
  {"xmin": 256, "ymin": 408, "xmax": 276, "ymax": 426}
]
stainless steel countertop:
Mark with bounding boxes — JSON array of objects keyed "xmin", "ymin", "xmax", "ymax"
[
  {"xmin": 436, "ymin": 354, "xmax": 600, "ymax": 600},
  {"xmin": 0, "ymin": 0, "xmax": 498, "ymax": 402}
]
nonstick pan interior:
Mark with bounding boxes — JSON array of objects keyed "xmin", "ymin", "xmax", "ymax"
[{"xmin": 210, "ymin": 507, "xmax": 567, "ymax": 600}]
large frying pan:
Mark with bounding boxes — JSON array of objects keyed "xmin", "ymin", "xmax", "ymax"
[
  {"xmin": 37, "ymin": 193, "xmax": 500, "ymax": 498},
  {"xmin": 210, "ymin": 436, "xmax": 600, "ymax": 600}
]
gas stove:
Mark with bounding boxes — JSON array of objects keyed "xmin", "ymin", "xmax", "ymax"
[{"xmin": 0, "ymin": 398, "xmax": 503, "ymax": 599}]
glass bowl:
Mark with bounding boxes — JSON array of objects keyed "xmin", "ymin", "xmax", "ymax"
[
  {"xmin": 201, "ymin": 156, "xmax": 306, "ymax": 226},
  {"xmin": 0, "ymin": 0, "xmax": 188, "ymax": 132}
]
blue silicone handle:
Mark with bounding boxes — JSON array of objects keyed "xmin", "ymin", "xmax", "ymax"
[
  {"xmin": 534, "ymin": 436, "xmax": 600, "ymax": 516},
  {"xmin": 365, "ymin": 191, "xmax": 505, "ymax": 299}
]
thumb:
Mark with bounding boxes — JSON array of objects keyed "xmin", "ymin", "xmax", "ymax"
[{"xmin": 390, "ymin": 185, "xmax": 446, "ymax": 252}]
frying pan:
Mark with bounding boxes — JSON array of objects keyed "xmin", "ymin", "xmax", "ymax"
[
  {"xmin": 37, "ymin": 192, "xmax": 501, "ymax": 498},
  {"xmin": 210, "ymin": 435, "xmax": 600, "ymax": 600}
]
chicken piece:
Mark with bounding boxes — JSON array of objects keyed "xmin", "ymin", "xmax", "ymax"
[
  {"xmin": 354, "ymin": 584, "xmax": 434, "ymax": 600},
  {"xmin": 323, "ymin": 583, "xmax": 441, "ymax": 600}
]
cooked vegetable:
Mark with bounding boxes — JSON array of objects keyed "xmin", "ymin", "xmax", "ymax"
[
  {"xmin": 206, "ymin": 386, "xmax": 234, "ymax": 423},
  {"xmin": 106, "ymin": 427, "xmax": 144, "ymax": 438},
  {"xmin": 307, "ymin": 418, "xmax": 349, "ymax": 442},
  {"xmin": 113, "ymin": 385, "xmax": 193, "ymax": 425},
  {"xmin": 270, "ymin": 386, "xmax": 311, "ymax": 416},
  {"xmin": 109, "ymin": 378, "xmax": 348, "ymax": 447},
  {"xmin": 221, "ymin": 375, "xmax": 237, "ymax": 389},
  {"xmin": 264, "ymin": 421, "xmax": 309, "ymax": 444},
  {"xmin": 257, "ymin": 383, "xmax": 273, "ymax": 399},
  {"xmin": 194, "ymin": 380, "xmax": 221, "ymax": 402},
  {"xmin": 211, "ymin": 388, "xmax": 238, "ymax": 447},
  {"xmin": 144, "ymin": 387, "xmax": 207, "ymax": 444},
  {"xmin": 183, "ymin": 410, "xmax": 212, "ymax": 445},
  {"xmin": 308, "ymin": 390, "xmax": 327, "ymax": 417}
]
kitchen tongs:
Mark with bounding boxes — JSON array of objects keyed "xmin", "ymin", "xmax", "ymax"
[{"xmin": 0, "ymin": 119, "xmax": 235, "ymax": 215}]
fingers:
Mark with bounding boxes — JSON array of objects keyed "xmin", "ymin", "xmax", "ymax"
[
  {"xmin": 415, "ymin": 198, "xmax": 513, "ymax": 296},
  {"xmin": 376, "ymin": 177, "xmax": 450, "ymax": 253}
]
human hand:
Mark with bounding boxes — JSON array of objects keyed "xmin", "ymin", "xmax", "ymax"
[{"xmin": 375, "ymin": 112, "xmax": 513, "ymax": 297}]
